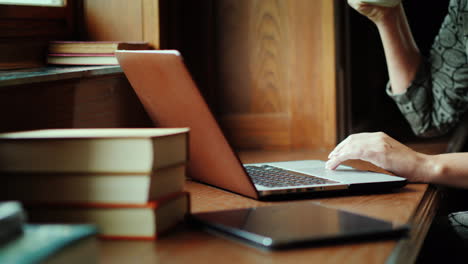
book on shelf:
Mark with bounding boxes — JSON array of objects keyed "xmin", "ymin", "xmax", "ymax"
[
  {"xmin": 0, "ymin": 224, "xmax": 97, "ymax": 264},
  {"xmin": 25, "ymin": 192, "xmax": 190, "ymax": 240},
  {"xmin": 47, "ymin": 53, "xmax": 119, "ymax": 66},
  {"xmin": 48, "ymin": 41, "xmax": 150, "ymax": 54},
  {"xmin": 1, "ymin": 164, "xmax": 186, "ymax": 204},
  {"xmin": 0, "ymin": 201, "xmax": 26, "ymax": 244},
  {"xmin": 0, "ymin": 128, "xmax": 189, "ymax": 174}
]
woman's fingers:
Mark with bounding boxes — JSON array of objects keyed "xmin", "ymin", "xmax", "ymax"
[
  {"xmin": 326, "ymin": 154, "xmax": 347, "ymax": 170},
  {"xmin": 326, "ymin": 132, "xmax": 422, "ymax": 181},
  {"xmin": 326, "ymin": 132, "xmax": 391, "ymax": 170},
  {"xmin": 328, "ymin": 135, "xmax": 351, "ymax": 158},
  {"xmin": 326, "ymin": 135, "xmax": 366, "ymax": 169}
]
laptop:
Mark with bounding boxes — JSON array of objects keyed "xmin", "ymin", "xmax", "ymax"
[{"xmin": 115, "ymin": 50, "xmax": 407, "ymax": 200}]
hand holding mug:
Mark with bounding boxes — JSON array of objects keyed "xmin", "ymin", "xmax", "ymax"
[{"xmin": 348, "ymin": 0, "xmax": 401, "ymax": 24}]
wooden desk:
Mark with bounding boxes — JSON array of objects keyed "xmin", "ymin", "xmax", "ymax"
[{"xmin": 99, "ymin": 146, "xmax": 445, "ymax": 264}]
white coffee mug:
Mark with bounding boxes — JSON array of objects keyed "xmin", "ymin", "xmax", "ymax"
[{"xmin": 361, "ymin": 0, "xmax": 401, "ymax": 7}]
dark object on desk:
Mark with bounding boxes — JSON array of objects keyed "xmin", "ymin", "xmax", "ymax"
[
  {"xmin": 0, "ymin": 224, "xmax": 97, "ymax": 264},
  {"xmin": 0, "ymin": 201, "xmax": 26, "ymax": 244},
  {"xmin": 191, "ymin": 202, "xmax": 409, "ymax": 250}
]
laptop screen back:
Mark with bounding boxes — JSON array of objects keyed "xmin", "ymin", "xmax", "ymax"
[{"xmin": 116, "ymin": 50, "xmax": 258, "ymax": 199}]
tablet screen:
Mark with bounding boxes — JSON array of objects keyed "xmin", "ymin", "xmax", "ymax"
[{"xmin": 190, "ymin": 202, "xmax": 409, "ymax": 249}]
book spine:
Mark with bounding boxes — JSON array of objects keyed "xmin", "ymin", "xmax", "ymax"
[
  {"xmin": 21, "ymin": 191, "xmax": 189, "ymax": 209},
  {"xmin": 98, "ymin": 210, "xmax": 189, "ymax": 240},
  {"xmin": 48, "ymin": 53, "xmax": 116, "ymax": 57},
  {"xmin": 99, "ymin": 235, "xmax": 156, "ymax": 240}
]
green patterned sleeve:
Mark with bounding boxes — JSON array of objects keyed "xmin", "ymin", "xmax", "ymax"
[{"xmin": 386, "ymin": 0, "xmax": 468, "ymax": 137}]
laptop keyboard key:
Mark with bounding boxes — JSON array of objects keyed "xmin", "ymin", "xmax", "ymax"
[{"xmin": 245, "ymin": 165, "xmax": 338, "ymax": 187}]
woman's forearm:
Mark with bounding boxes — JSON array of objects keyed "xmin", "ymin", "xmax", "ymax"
[
  {"xmin": 375, "ymin": 4, "xmax": 421, "ymax": 94},
  {"xmin": 326, "ymin": 132, "xmax": 468, "ymax": 189},
  {"xmin": 424, "ymin": 153, "xmax": 468, "ymax": 188}
]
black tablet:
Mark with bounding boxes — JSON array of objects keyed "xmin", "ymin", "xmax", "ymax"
[{"xmin": 190, "ymin": 202, "xmax": 409, "ymax": 249}]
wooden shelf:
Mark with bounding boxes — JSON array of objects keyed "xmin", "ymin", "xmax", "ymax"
[{"xmin": 0, "ymin": 65, "xmax": 122, "ymax": 88}]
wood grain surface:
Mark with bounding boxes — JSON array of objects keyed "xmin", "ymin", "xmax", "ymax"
[
  {"xmin": 99, "ymin": 144, "xmax": 446, "ymax": 264},
  {"xmin": 82, "ymin": 0, "xmax": 160, "ymax": 48},
  {"xmin": 215, "ymin": 0, "xmax": 337, "ymax": 150}
]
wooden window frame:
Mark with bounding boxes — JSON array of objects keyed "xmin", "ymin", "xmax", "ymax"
[
  {"xmin": 0, "ymin": 1, "xmax": 75, "ymax": 39},
  {"xmin": 0, "ymin": 1, "xmax": 77, "ymax": 69}
]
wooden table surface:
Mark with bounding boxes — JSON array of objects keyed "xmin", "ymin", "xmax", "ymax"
[{"xmin": 99, "ymin": 144, "xmax": 446, "ymax": 264}]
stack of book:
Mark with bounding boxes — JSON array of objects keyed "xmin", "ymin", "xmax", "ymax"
[
  {"xmin": 46, "ymin": 41, "xmax": 150, "ymax": 66},
  {"xmin": 0, "ymin": 128, "xmax": 190, "ymax": 240}
]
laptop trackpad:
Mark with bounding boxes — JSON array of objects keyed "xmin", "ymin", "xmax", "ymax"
[{"xmin": 296, "ymin": 166, "xmax": 399, "ymax": 184}]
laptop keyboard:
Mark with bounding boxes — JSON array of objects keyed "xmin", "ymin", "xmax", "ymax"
[{"xmin": 244, "ymin": 165, "xmax": 338, "ymax": 188}]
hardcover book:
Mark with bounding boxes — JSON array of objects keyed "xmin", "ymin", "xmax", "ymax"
[
  {"xmin": 1, "ymin": 164, "xmax": 186, "ymax": 204},
  {"xmin": 26, "ymin": 192, "xmax": 190, "ymax": 240},
  {"xmin": 48, "ymin": 41, "xmax": 150, "ymax": 54},
  {"xmin": 47, "ymin": 53, "xmax": 119, "ymax": 65},
  {"xmin": 0, "ymin": 128, "xmax": 189, "ymax": 173}
]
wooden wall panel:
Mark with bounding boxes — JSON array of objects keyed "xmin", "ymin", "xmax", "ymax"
[
  {"xmin": 82, "ymin": 0, "xmax": 160, "ymax": 48},
  {"xmin": 289, "ymin": 0, "xmax": 337, "ymax": 149},
  {"xmin": 78, "ymin": 0, "xmax": 338, "ymax": 150},
  {"xmin": 72, "ymin": 76, "xmax": 153, "ymax": 128},
  {"xmin": 216, "ymin": 0, "xmax": 337, "ymax": 150},
  {"xmin": 221, "ymin": 113, "xmax": 291, "ymax": 149},
  {"xmin": 83, "ymin": 0, "xmax": 143, "ymax": 41},
  {"xmin": 0, "ymin": 75, "xmax": 152, "ymax": 133},
  {"xmin": 142, "ymin": 0, "xmax": 160, "ymax": 49}
]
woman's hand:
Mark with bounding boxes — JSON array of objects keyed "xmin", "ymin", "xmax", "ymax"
[
  {"xmin": 326, "ymin": 132, "xmax": 431, "ymax": 183},
  {"xmin": 348, "ymin": 0, "xmax": 401, "ymax": 24}
]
